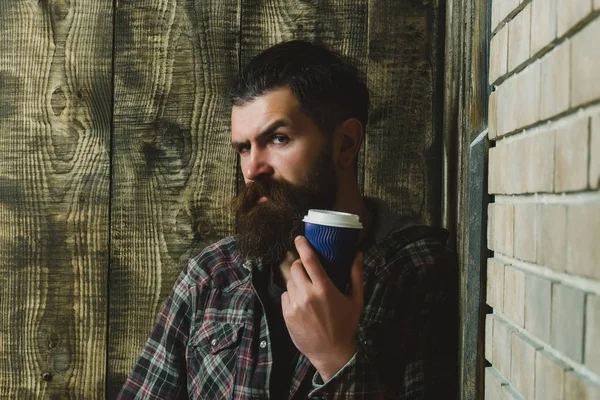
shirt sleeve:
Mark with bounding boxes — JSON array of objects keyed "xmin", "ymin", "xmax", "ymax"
[
  {"xmin": 308, "ymin": 240, "xmax": 459, "ymax": 400},
  {"xmin": 116, "ymin": 262, "xmax": 195, "ymax": 400}
]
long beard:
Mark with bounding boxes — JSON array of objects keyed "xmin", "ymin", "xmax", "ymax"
[{"xmin": 231, "ymin": 149, "xmax": 337, "ymax": 266}]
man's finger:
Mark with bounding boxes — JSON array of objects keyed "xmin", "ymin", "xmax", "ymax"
[
  {"xmin": 290, "ymin": 259, "xmax": 311, "ymax": 289},
  {"xmin": 348, "ymin": 252, "xmax": 364, "ymax": 306},
  {"xmin": 286, "ymin": 276, "xmax": 297, "ymax": 297},
  {"xmin": 281, "ymin": 291, "xmax": 290, "ymax": 312},
  {"xmin": 294, "ymin": 236, "xmax": 329, "ymax": 286}
]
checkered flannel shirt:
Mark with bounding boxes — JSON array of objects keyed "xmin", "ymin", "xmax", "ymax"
[{"xmin": 117, "ymin": 199, "xmax": 458, "ymax": 399}]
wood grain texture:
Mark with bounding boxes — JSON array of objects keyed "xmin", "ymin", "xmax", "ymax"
[
  {"xmin": 468, "ymin": 0, "xmax": 490, "ymax": 143},
  {"xmin": 0, "ymin": 0, "xmax": 112, "ymax": 398},
  {"xmin": 366, "ymin": 0, "xmax": 444, "ymax": 225},
  {"xmin": 239, "ymin": 0, "xmax": 369, "ymax": 193},
  {"xmin": 0, "ymin": 1, "xmax": 448, "ymax": 395},
  {"xmin": 443, "ymin": 0, "xmax": 491, "ymax": 397},
  {"xmin": 107, "ymin": 0, "xmax": 240, "ymax": 395},
  {"xmin": 442, "ymin": 0, "xmax": 466, "ymax": 392},
  {"xmin": 463, "ymin": 133, "xmax": 490, "ymax": 400}
]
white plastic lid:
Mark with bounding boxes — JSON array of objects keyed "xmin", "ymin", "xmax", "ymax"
[{"xmin": 302, "ymin": 209, "xmax": 363, "ymax": 229}]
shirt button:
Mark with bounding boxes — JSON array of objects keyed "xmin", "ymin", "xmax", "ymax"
[
  {"xmin": 260, "ymin": 340, "xmax": 267, "ymax": 349},
  {"xmin": 211, "ymin": 338, "xmax": 218, "ymax": 346}
]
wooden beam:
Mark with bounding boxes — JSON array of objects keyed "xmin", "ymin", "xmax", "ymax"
[
  {"xmin": 0, "ymin": 1, "xmax": 113, "ymax": 397},
  {"xmin": 443, "ymin": 0, "xmax": 491, "ymax": 398},
  {"xmin": 107, "ymin": 0, "xmax": 240, "ymax": 395},
  {"xmin": 366, "ymin": 0, "xmax": 445, "ymax": 225}
]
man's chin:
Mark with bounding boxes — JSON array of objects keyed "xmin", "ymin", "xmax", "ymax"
[{"xmin": 236, "ymin": 213, "xmax": 301, "ymax": 266}]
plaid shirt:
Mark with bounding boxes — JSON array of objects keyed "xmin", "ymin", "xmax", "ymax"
[{"xmin": 117, "ymin": 198, "xmax": 458, "ymax": 399}]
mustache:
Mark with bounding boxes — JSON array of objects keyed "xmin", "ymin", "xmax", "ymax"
[
  {"xmin": 231, "ymin": 178, "xmax": 310, "ymax": 214},
  {"xmin": 230, "ymin": 178, "xmax": 306, "ymax": 266}
]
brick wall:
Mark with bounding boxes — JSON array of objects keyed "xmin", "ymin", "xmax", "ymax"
[{"xmin": 486, "ymin": 0, "xmax": 600, "ymax": 399}]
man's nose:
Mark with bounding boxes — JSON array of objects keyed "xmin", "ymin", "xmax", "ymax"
[{"xmin": 244, "ymin": 150, "xmax": 274, "ymax": 181}]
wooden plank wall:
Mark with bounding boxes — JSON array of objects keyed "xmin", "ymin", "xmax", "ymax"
[
  {"xmin": 365, "ymin": 0, "xmax": 444, "ymax": 225},
  {"xmin": 0, "ymin": 0, "xmax": 445, "ymax": 397},
  {"xmin": 106, "ymin": 0, "xmax": 240, "ymax": 396},
  {"xmin": 0, "ymin": 0, "xmax": 113, "ymax": 398}
]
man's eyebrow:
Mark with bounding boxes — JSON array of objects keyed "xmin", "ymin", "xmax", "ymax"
[{"xmin": 231, "ymin": 119, "xmax": 291, "ymax": 151}]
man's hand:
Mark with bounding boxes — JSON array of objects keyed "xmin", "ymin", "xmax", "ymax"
[{"xmin": 281, "ymin": 235, "xmax": 364, "ymax": 382}]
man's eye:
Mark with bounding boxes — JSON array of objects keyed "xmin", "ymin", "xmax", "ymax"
[
  {"xmin": 271, "ymin": 135, "xmax": 289, "ymax": 145},
  {"xmin": 237, "ymin": 146, "xmax": 249, "ymax": 154}
]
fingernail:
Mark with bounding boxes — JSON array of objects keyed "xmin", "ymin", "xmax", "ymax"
[{"xmin": 294, "ymin": 235, "xmax": 302, "ymax": 242}]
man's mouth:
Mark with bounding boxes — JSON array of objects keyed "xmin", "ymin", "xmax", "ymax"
[{"xmin": 257, "ymin": 196, "xmax": 268, "ymax": 204}]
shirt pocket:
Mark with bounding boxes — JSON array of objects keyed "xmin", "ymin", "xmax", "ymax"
[{"xmin": 187, "ymin": 322, "xmax": 245, "ymax": 399}]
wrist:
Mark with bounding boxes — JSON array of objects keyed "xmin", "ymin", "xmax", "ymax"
[{"xmin": 311, "ymin": 345, "xmax": 357, "ymax": 382}]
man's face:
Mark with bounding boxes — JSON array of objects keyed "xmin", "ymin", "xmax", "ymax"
[
  {"xmin": 231, "ymin": 86, "xmax": 331, "ymax": 186},
  {"xmin": 230, "ymin": 87, "xmax": 337, "ymax": 265}
]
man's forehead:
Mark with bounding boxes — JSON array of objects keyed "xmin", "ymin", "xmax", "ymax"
[{"xmin": 230, "ymin": 88, "xmax": 302, "ymax": 139}]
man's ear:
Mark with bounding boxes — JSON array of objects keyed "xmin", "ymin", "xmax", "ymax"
[{"xmin": 335, "ymin": 118, "xmax": 364, "ymax": 169}]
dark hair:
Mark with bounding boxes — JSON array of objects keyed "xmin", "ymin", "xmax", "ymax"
[{"xmin": 229, "ymin": 40, "xmax": 370, "ymax": 135}]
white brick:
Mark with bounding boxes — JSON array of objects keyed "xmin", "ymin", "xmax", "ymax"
[
  {"xmin": 490, "ymin": 90, "xmax": 499, "ymax": 140},
  {"xmin": 551, "ymin": 284, "xmax": 585, "ymax": 362},
  {"xmin": 565, "ymin": 371, "xmax": 600, "ymax": 399},
  {"xmin": 585, "ymin": 295, "xmax": 600, "ymax": 376},
  {"xmin": 535, "ymin": 351, "xmax": 571, "ymax": 400},
  {"xmin": 486, "ymin": 367, "xmax": 508, "ymax": 400},
  {"xmin": 525, "ymin": 273, "xmax": 552, "ymax": 344},
  {"xmin": 504, "ymin": 266, "xmax": 525, "ymax": 327},
  {"xmin": 506, "ymin": 139, "xmax": 526, "ymax": 194},
  {"xmin": 493, "ymin": 317, "xmax": 516, "ymax": 380},
  {"xmin": 540, "ymin": 41, "xmax": 570, "ymax": 120},
  {"xmin": 492, "ymin": 0, "xmax": 521, "ymax": 31},
  {"xmin": 572, "ymin": 18, "xmax": 600, "ymax": 107},
  {"xmin": 502, "ymin": 385, "xmax": 526, "ymax": 400},
  {"xmin": 488, "ymin": 203, "xmax": 496, "ymax": 250},
  {"xmin": 511, "ymin": 332, "xmax": 541, "ymax": 400},
  {"xmin": 567, "ymin": 204, "xmax": 600, "ymax": 279},
  {"xmin": 525, "ymin": 129, "xmax": 555, "ymax": 193},
  {"xmin": 489, "ymin": 145, "xmax": 500, "ymax": 193},
  {"xmin": 531, "ymin": 0, "xmax": 558, "ymax": 55},
  {"xmin": 491, "ymin": 26, "xmax": 509, "ymax": 84},
  {"xmin": 496, "ymin": 65, "xmax": 542, "ymax": 136},
  {"xmin": 537, "ymin": 204, "xmax": 567, "ymax": 271},
  {"xmin": 486, "ymin": 314, "xmax": 495, "ymax": 363},
  {"xmin": 494, "ymin": 204, "xmax": 514, "ymax": 256},
  {"xmin": 496, "ymin": 77, "xmax": 514, "ymax": 137},
  {"xmin": 590, "ymin": 114, "xmax": 600, "ymax": 189},
  {"xmin": 487, "ymin": 258, "xmax": 505, "ymax": 312},
  {"xmin": 508, "ymin": 5, "xmax": 531, "ymax": 71},
  {"xmin": 514, "ymin": 204, "xmax": 536, "ymax": 261},
  {"xmin": 555, "ymin": 117, "xmax": 589, "ymax": 192},
  {"xmin": 557, "ymin": 0, "xmax": 593, "ymax": 36},
  {"xmin": 515, "ymin": 62, "xmax": 541, "ymax": 131}
]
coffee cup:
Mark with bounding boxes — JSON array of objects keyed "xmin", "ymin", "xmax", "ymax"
[{"xmin": 302, "ymin": 210, "xmax": 363, "ymax": 294}]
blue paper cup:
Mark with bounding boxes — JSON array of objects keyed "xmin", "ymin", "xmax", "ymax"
[{"xmin": 302, "ymin": 210, "xmax": 363, "ymax": 294}]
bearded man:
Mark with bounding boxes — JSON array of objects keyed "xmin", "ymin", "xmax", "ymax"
[{"xmin": 117, "ymin": 40, "xmax": 458, "ymax": 400}]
